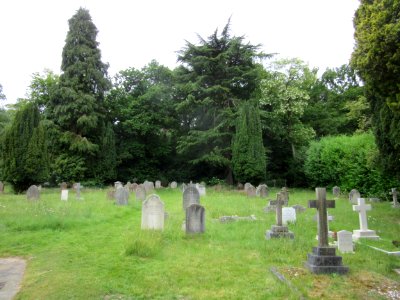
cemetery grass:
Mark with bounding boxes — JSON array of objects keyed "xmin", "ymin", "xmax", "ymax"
[{"xmin": 0, "ymin": 187, "xmax": 399, "ymax": 299}]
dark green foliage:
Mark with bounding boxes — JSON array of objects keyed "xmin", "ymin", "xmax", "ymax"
[
  {"xmin": 2, "ymin": 102, "xmax": 48, "ymax": 193},
  {"xmin": 304, "ymin": 133, "xmax": 397, "ymax": 196},
  {"xmin": 351, "ymin": 0, "xmax": 400, "ymax": 180},
  {"xmin": 232, "ymin": 101, "xmax": 266, "ymax": 183}
]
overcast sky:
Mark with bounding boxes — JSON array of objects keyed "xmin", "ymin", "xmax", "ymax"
[{"xmin": 0, "ymin": 0, "xmax": 360, "ymax": 105}]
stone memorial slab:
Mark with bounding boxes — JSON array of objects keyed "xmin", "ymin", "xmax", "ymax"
[
  {"xmin": 141, "ymin": 195, "xmax": 164, "ymax": 230},
  {"xmin": 337, "ymin": 230, "xmax": 354, "ymax": 253},
  {"xmin": 143, "ymin": 181, "xmax": 154, "ymax": 193},
  {"xmin": 186, "ymin": 204, "xmax": 205, "ymax": 234},
  {"xmin": 332, "ymin": 186, "xmax": 340, "ymax": 197},
  {"xmin": 170, "ymin": 181, "xmax": 177, "ymax": 189},
  {"xmin": 181, "ymin": 183, "xmax": 187, "ymax": 193},
  {"xmin": 61, "ymin": 189, "xmax": 69, "ymax": 201},
  {"xmin": 114, "ymin": 181, "xmax": 123, "ymax": 189},
  {"xmin": 75, "ymin": 182, "xmax": 81, "ymax": 200},
  {"xmin": 183, "ymin": 186, "xmax": 200, "ymax": 210},
  {"xmin": 155, "ymin": 180, "xmax": 162, "ymax": 189},
  {"xmin": 256, "ymin": 184, "xmax": 268, "ymax": 198},
  {"xmin": 196, "ymin": 183, "xmax": 206, "ymax": 196},
  {"xmin": 282, "ymin": 207, "xmax": 296, "ymax": 225},
  {"xmin": 280, "ymin": 187, "xmax": 289, "ymax": 205},
  {"xmin": 305, "ymin": 188, "xmax": 348, "ymax": 274},
  {"xmin": 247, "ymin": 185, "xmax": 256, "ymax": 197},
  {"xmin": 237, "ymin": 182, "xmax": 244, "ymax": 190},
  {"xmin": 60, "ymin": 182, "xmax": 68, "ymax": 190},
  {"xmin": 115, "ymin": 186, "xmax": 129, "ymax": 205},
  {"xmin": 292, "ymin": 204, "xmax": 306, "ymax": 213},
  {"xmin": 244, "ymin": 182, "xmax": 252, "ymax": 192},
  {"xmin": 26, "ymin": 185, "xmax": 39, "ymax": 201},
  {"xmin": 349, "ymin": 189, "xmax": 361, "ymax": 204},
  {"xmin": 352, "ymin": 198, "xmax": 379, "ymax": 240},
  {"xmin": 0, "ymin": 257, "xmax": 26, "ymax": 300},
  {"xmin": 390, "ymin": 188, "xmax": 399, "ymax": 208},
  {"xmin": 130, "ymin": 183, "xmax": 138, "ymax": 192},
  {"xmin": 135, "ymin": 185, "xmax": 146, "ymax": 201}
]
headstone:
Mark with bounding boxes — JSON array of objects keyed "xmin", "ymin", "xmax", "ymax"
[
  {"xmin": 141, "ymin": 194, "xmax": 164, "ymax": 230},
  {"xmin": 349, "ymin": 189, "xmax": 361, "ymax": 204},
  {"xmin": 291, "ymin": 204, "xmax": 306, "ymax": 214},
  {"xmin": 237, "ymin": 182, "xmax": 244, "ymax": 190},
  {"xmin": 390, "ymin": 188, "xmax": 399, "ymax": 207},
  {"xmin": 37, "ymin": 185, "xmax": 42, "ymax": 192},
  {"xmin": 61, "ymin": 189, "xmax": 69, "ymax": 201},
  {"xmin": 143, "ymin": 181, "xmax": 154, "ymax": 193},
  {"xmin": 280, "ymin": 187, "xmax": 289, "ymax": 205},
  {"xmin": 332, "ymin": 186, "xmax": 340, "ymax": 197},
  {"xmin": 26, "ymin": 185, "xmax": 40, "ymax": 201},
  {"xmin": 256, "ymin": 184, "xmax": 268, "ymax": 198},
  {"xmin": 183, "ymin": 186, "xmax": 200, "ymax": 210},
  {"xmin": 135, "ymin": 185, "xmax": 146, "ymax": 201},
  {"xmin": 115, "ymin": 186, "xmax": 129, "ymax": 205},
  {"xmin": 170, "ymin": 181, "xmax": 177, "ymax": 189},
  {"xmin": 155, "ymin": 180, "xmax": 162, "ymax": 189},
  {"xmin": 130, "ymin": 183, "xmax": 138, "ymax": 192},
  {"xmin": 114, "ymin": 181, "xmax": 123, "ymax": 189},
  {"xmin": 181, "ymin": 183, "xmax": 187, "ymax": 193},
  {"xmin": 186, "ymin": 204, "xmax": 205, "ymax": 234},
  {"xmin": 125, "ymin": 182, "xmax": 132, "ymax": 191},
  {"xmin": 337, "ymin": 230, "xmax": 354, "ymax": 253},
  {"xmin": 352, "ymin": 198, "xmax": 379, "ymax": 240},
  {"xmin": 60, "ymin": 182, "xmax": 68, "ymax": 190},
  {"xmin": 106, "ymin": 188, "xmax": 115, "ymax": 200},
  {"xmin": 244, "ymin": 183, "xmax": 252, "ymax": 192},
  {"xmin": 75, "ymin": 182, "xmax": 81, "ymax": 200},
  {"xmin": 246, "ymin": 185, "xmax": 256, "ymax": 197},
  {"xmin": 0, "ymin": 181, "xmax": 4, "ymax": 193},
  {"xmin": 196, "ymin": 183, "xmax": 206, "ymax": 196},
  {"xmin": 305, "ymin": 188, "xmax": 348, "ymax": 274},
  {"xmin": 282, "ymin": 207, "xmax": 296, "ymax": 225},
  {"xmin": 265, "ymin": 193, "xmax": 294, "ymax": 239}
]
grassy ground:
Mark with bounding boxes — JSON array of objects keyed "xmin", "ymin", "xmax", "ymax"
[{"xmin": 0, "ymin": 186, "xmax": 399, "ymax": 299}]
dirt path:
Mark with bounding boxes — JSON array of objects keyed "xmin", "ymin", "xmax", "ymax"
[{"xmin": 0, "ymin": 258, "xmax": 26, "ymax": 300}]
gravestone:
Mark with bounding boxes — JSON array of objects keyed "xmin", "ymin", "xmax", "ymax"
[
  {"xmin": 155, "ymin": 180, "xmax": 162, "ymax": 189},
  {"xmin": 106, "ymin": 188, "xmax": 115, "ymax": 200},
  {"xmin": 337, "ymin": 230, "xmax": 354, "ymax": 253},
  {"xmin": 291, "ymin": 204, "xmax": 306, "ymax": 214},
  {"xmin": 237, "ymin": 182, "xmax": 244, "ymax": 190},
  {"xmin": 265, "ymin": 193, "xmax": 294, "ymax": 239},
  {"xmin": 332, "ymin": 186, "xmax": 340, "ymax": 197},
  {"xmin": 61, "ymin": 189, "xmax": 69, "ymax": 201},
  {"xmin": 0, "ymin": 181, "xmax": 4, "ymax": 193},
  {"xmin": 183, "ymin": 186, "xmax": 200, "ymax": 210},
  {"xmin": 60, "ymin": 182, "xmax": 68, "ymax": 190},
  {"xmin": 186, "ymin": 204, "xmax": 205, "ymax": 234},
  {"xmin": 130, "ymin": 183, "xmax": 138, "ymax": 192},
  {"xmin": 135, "ymin": 185, "xmax": 146, "ymax": 201},
  {"xmin": 196, "ymin": 183, "xmax": 206, "ymax": 196},
  {"xmin": 74, "ymin": 182, "xmax": 81, "ymax": 200},
  {"xmin": 141, "ymin": 195, "xmax": 164, "ymax": 230},
  {"xmin": 352, "ymin": 198, "xmax": 379, "ymax": 240},
  {"xmin": 244, "ymin": 183, "xmax": 252, "ymax": 192},
  {"xmin": 305, "ymin": 187, "xmax": 348, "ymax": 274},
  {"xmin": 125, "ymin": 182, "xmax": 132, "ymax": 191},
  {"xmin": 143, "ymin": 181, "xmax": 154, "ymax": 193},
  {"xmin": 115, "ymin": 186, "xmax": 129, "ymax": 205},
  {"xmin": 390, "ymin": 188, "xmax": 399, "ymax": 208},
  {"xmin": 170, "ymin": 181, "xmax": 177, "ymax": 189},
  {"xmin": 27, "ymin": 185, "xmax": 40, "ymax": 201},
  {"xmin": 256, "ymin": 184, "xmax": 268, "ymax": 198},
  {"xmin": 349, "ymin": 189, "xmax": 361, "ymax": 204},
  {"xmin": 114, "ymin": 181, "xmax": 123, "ymax": 189},
  {"xmin": 247, "ymin": 185, "xmax": 256, "ymax": 197},
  {"xmin": 282, "ymin": 207, "xmax": 296, "ymax": 225},
  {"xmin": 181, "ymin": 183, "xmax": 187, "ymax": 193},
  {"xmin": 280, "ymin": 187, "xmax": 289, "ymax": 205}
]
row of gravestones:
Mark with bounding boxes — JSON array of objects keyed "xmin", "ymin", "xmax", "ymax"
[
  {"xmin": 26, "ymin": 184, "xmax": 82, "ymax": 201},
  {"xmin": 243, "ymin": 183, "xmax": 270, "ymax": 198}
]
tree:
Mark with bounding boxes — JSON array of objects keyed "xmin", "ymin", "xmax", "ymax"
[
  {"xmin": 46, "ymin": 8, "xmax": 113, "ymax": 183},
  {"xmin": 351, "ymin": 0, "xmax": 400, "ymax": 179},
  {"xmin": 2, "ymin": 102, "xmax": 48, "ymax": 193},
  {"xmin": 175, "ymin": 20, "xmax": 267, "ymax": 183},
  {"xmin": 232, "ymin": 101, "xmax": 266, "ymax": 183}
]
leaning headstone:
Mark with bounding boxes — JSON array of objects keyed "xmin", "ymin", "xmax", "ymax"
[
  {"xmin": 390, "ymin": 188, "xmax": 399, "ymax": 208},
  {"xmin": 135, "ymin": 185, "xmax": 146, "ymax": 201},
  {"xmin": 115, "ymin": 186, "xmax": 129, "ymax": 205},
  {"xmin": 349, "ymin": 189, "xmax": 361, "ymax": 204},
  {"xmin": 183, "ymin": 186, "xmax": 200, "ymax": 210},
  {"xmin": 256, "ymin": 184, "xmax": 269, "ymax": 198},
  {"xmin": 196, "ymin": 183, "xmax": 206, "ymax": 196},
  {"xmin": 282, "ymin": 207, "xmax": 296, "ymax": 225},
  {"xmin": 26, "ymin": 185, "xmax": 40, "ymax": 201},
  {"xmin": 170, "ymin": 181, "xmax": 177, "ymax": 189},
  {"xmin": 332, "ymin": 186, "xmax": 340, "ymax": 197},
  {"xmin": 0, "ymin": 181, "xmax": 4, "ymax": 193},
  {"xmin": 61, "ymin": 189, "xmax": 69, "ymax": 201},
  {"xmin": 141, "ymin": 194, "xmax": 164, "ymax": 230},
  {"xmin": 352, "ymin": 198, "xmax": 379, "ymax": 240},
  {"xmin": 305, "ymin": 187, "xmax": 349, "ymax": 274},
  {"xmin": 337, "ymin": 230, "xmax": 354, "ymax": 253},
  {"xmin": 265, "ymin": 194, "xmax": 294, "ymax": 239},
  {"xmin": 60, "ymin": 182, "xmax": 68, "ymax": 190},
  {"xmin": 155, "ymin": 180, "xmax": 162, "ymax": 189},
  {"xmin": 186, "ymin": 204, "xmax": 205, "ymax": 234},
  {"xmin": 247, "ymin": 185, "xmax": 256, "ymax": 197}
]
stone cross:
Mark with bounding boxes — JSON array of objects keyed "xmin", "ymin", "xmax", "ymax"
[
  {"xmin": 390, "ymin": 188, "xmax": 399, "ymax": 207},
  {"xmin": 308, "ymin": 188, "xmax": 335, "ymax": 247},
  {"xmin": 269, "ymin": 193, "xmax": 285, "ymax": 226},
  {"xmin": 352, "ymin": 198, "xmax": 371, "ymax": 231}
]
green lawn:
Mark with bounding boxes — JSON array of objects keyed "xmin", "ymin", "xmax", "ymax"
[{"xmin": 0, "ymin": 187, "xmax": 399, "ymax": 299}]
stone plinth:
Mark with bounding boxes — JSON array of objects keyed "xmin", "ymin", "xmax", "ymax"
[
  {"xmin": 352, "ymin": 229, "xmax": 379, "ymax": 240},
  {"xmin": 265, "ymin": 225, "xmax": 294, "ymax": 239},
  {"xmin": 305, "ymin": 246, "xmax": 349, "ymax": 274}
]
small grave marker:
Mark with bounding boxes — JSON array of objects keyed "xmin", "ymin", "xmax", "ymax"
[
  {"xmin": 186, "ymin": 204, "xmax": 205, "ymax": 234},
  {"xmin": 337, "ymin": 230, "xmax": 354, "ymax": 253},
  {"xmin": 61, "ymin": 189, "xmax": 69, "ymax": 201}
]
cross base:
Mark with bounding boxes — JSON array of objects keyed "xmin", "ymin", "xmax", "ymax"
[
  {"xmin": 352, "ymin": 229, "xmax": 379, "ymax": 240},
  {"xmin": 305, "ymin": 247, "xmax": 349, "ymax": 274},
  {"xmin": 265, "ymin": 225, "xmax": 294, "ymax": 239}
]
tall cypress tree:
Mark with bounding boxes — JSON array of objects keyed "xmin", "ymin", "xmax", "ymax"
[
  {"xmin": 48, "ymin": 8, "xmax": 113, "ymax": 182},
  {"xmin": 3, "ymin": 103, "xmax": 48, "ymax": 193},
  {"xmin": 232, "ymin": 101, "xmax": 266, "ymax": 184}
]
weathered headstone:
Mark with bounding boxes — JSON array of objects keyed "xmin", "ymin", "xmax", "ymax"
[
  {"xmin": 244, "ymin": 182, "xmax": 252, "ymax": 192},
  {"xmin": 181, "ymin": 183, "xmax": 187, "ymax": 193},
  {"xmin": 332, "ymin": 186, "xmax": 340, "ymax": 197},
  {"xmin": 282, "ymin": 207, "xmax": 296, "ymax": 225},
  {"xmin": 26, "ymin": 185, "xmax": 40, "ymax": 201},
  {"xmin": 130, "ymin": 183, "xmax": 138, "ymax": 192},
  {"xmin": 246, "ymin": 185, "xmax": 256, "ymax": 197},
  {"xmin": 183, "ymin": 186, "xmax": 200, "ymax": 210},
  {"xmin": 390, "ymin": 188, "xmax": 399, "ymax": 208},
  {"xmin": 141, "ymin": 195, "xmax": 164, "ymax": 230},
  {"xmin": 352, "ymin": 198, "xmax": 379, "ymax": 240},
  {"xmin": 0, "ymin": 181, "xmax": 4, "ymax": 193},
  {"xmin": 196, "ymin": 183, "xmax": 206, "ymax": 196},
  {"xmin": 74, "ymin": 182, "xmax": 81, "ymax": 200},
  {"xmin": 349, "ymin": 189, "xmax": 361, "ymax": 204},
  {"xmin": 61, "ymin": 189, "xmax": 69, "ymax": 201},
  {"xmin": 256, "ymin": 184, "xmax": 268, "ymax": 198},
  {"xmin": 143, "ymin": 181, "xmax": 154, "ymax": 193},
  {"xmin": 265, "ymin": 193, "xmax": 294, "ymax": 239},
  {"xmin": 291, "ymin": 204, "xmax": 306, "ymax": 214},
  {"xmin": 170, "ymin": 181, "xmax": 177, "ymax": 189},
  {"xmin": 237, "ymin": 182, "xmax": 244, "ymax": 190},
  {"xmin": 135, "ymin": 185, "xmax": 146, "ymax": 201},
  {"xmin": 280, "ymin": 187, "xmax": 289, "ymax": 205},
  {"xmin": 114, "ymin": 181, "xmax": 123, "ymax": 189},
  {"xmin": 305, "ymin": 187, "xmax": 348, "ymax": 274},
  {"xmin": 186, "ymin": 204, "xmax": 205, "ymax": 234},
  {"xmin": 155, "ymin": 180, "xmax": 162, "ymax": 189},
  {"xmin": 60, "ymin": 182, "xmax": 68, "ymax": 190},
  {"xmin": 337, "ymin": 230, "xmax": 354, "ymax": 253},
  {"xmin": 115, "ymin": 186, "xmax": 129, "ymax": 205}
]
